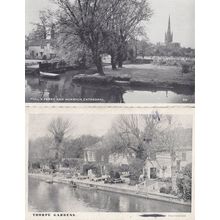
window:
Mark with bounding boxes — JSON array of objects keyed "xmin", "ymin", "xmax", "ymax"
[{"xmin": 88, "ymin": 151, "xmax": 95, "ymax": 162}]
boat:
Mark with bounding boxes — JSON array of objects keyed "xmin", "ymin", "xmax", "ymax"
[
  {"xmin": 39, "ymin": 71, "xmax": 60, "ymax": 79},
  {"xmin": 114, "ymin": 80, "xmax": 130, "ymax": 86}
]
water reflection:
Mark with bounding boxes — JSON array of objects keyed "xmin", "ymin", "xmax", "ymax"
[
  {"xmin": 25, "ymin": 73, "xmax": 194, "ymax": 103},
  {"xmin": 123, "ymin": 90, "xmax": 194, "ymax": 103},
  {"xmin": 28, "ymin": 177, "xmax": 191, "ymax": 212}
]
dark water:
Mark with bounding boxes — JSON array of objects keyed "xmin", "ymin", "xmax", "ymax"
[
  {"xmin": 25, "ymin": 72, "xmax": 194, "ymax": 103},
  {"xmin": 28, "ymin": 177, "xmax": 191, "ymax": 212}
]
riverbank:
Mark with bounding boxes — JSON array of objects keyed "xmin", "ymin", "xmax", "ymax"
[
  {"xmin": 29, "ymin": 173, "xmax": 191, "ymax": 207},
  {"xmin": 72, "ymin": 64, "xmax": 194, "ymax": 93}
]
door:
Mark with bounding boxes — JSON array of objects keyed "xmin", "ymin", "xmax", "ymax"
[{"xmin": 150, "ymin": 167, "xmax": 157, "ymax": 179}]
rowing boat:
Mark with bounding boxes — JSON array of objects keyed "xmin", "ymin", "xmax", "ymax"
[{"xmin": 40, "ymin": 71, "xmax": 60, "ymax": 79}]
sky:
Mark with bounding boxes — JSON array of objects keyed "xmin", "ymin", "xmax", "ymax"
[
  {"xmin": 28, "ymin": 114, "xmax": 193, "ymax": 140},
  {"xmin": 25, "ymin": 0, "xmax": 195, "ymax": 48}
]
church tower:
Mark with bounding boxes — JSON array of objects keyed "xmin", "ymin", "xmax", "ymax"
[{"xmin": 165, "ymin": 16, "xmax": 173, "ymax": 44}]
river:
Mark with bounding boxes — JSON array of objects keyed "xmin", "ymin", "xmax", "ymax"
[
  {"xmin": 25, "ymin": 72, "xmax": 194, "ymax": 103},
  {"xmin": 28, "ymin": 177, "xmax": 191, "ymax": 212}
]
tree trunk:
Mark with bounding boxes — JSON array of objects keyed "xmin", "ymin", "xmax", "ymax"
[
  {"xmin": 118, "ymin": 55, "xmax": 123, "ymax": 68},
  {"xmin": 111, "ymin": 52, "xmax": 117, "ymax": 70},
  {"xmin": 117, "ymin": 45, "xmax": 123, "ymax": 68},
  {"xmin": 93, "ymin": 53, "xmax": 104, "ymax": 75},
  {"xmin": 171, "ymin": 153, "xmax": 177, "ymax": 192}
]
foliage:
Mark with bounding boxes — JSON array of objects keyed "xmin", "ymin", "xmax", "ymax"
[
  {"xmin": 61, "ymin": 158, "xmax": 83, "ymax": 169},
  {"xmin": 128, "ymin": 158, "xmax": 145, "ymax": 181},
  {"xmin": 31, "ymin": 162, "xmax": 41, "ymax": 169},
  {"xmin": 138, "ymin": 39, "xmax": 149, "ymax": 58},
  {"xmin": 103, "ymin": 0, "xmax": 152, "ymax": 68},
  {"xmin": 176, "ymin": 163, "xmax": 192, "ymax": 201},
  {"xmin": 63, "ymin": 135, "xmax": 101, "ymax": 158},
  {"xmin": 181, "ymin": 62, "xmax": 194, "ymax": 73},
  {"xmin": 50, "ymin": 0, "xmax": 152, "ymax": 74},
  {"xmin": 29, "ymin": 137, "xmax": 53, "ymax": 161},
  {"xmin": 106, "ymin": 163, "xmax": 129, "ymax": 175},
  {"xmin": 160, "ymin": 186, "xmax": 171, "ymax": 194},
  {"xmin": 54, "ymin": 33, "xmax": 93, "ymax": 66}
]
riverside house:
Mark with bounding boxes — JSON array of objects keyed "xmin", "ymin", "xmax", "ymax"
[
  {"xmin": 83, "ymin": 141, "xmax": 131, "ymax": 176},
  {"xmin": 83, "ymin": 141, "xmax": 109, "ymax": 176},
  {"xmin": 145, "ymin": 146, "xmax": 192, "ymax": 180},
  {"xmin": 26, "ymin": 39, "xmax": 56, "ymax": 60},
  {"xmin": 26, "ymin": 26, "xmax": 56, "ymax": 60}
]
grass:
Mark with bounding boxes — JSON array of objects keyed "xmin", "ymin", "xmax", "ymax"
[{"xmin": 103, "ymin": 64, "xmax": 195, "ymax": 87}]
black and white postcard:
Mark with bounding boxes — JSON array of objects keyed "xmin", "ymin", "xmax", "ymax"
[
  {"xmin": 26, "ymin": 107, "xmax": 194, "ymax": 220},
  {"xmin": 25, "ymin": 0, "xmax": 195, "ymax": 104}
]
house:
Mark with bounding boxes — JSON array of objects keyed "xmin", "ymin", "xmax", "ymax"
[
  {"xmin": 26, "ymin": 26, "xmax": 56, "ymax": 60},
  {"xmin": 108, "ymin": 153, "xmax": 130, "ymax": 166},
  {"xmin": 26, "ymin": 39, "xmax": 56, "ymax": 60},
  {"xmin": 83, "ymin": 141, "xmax": 132, "ymax": 176},
  {"xmin": 145, "ymin": 147, "xmax": 192, "ymax": 180},
  {"xmin": 83, "ymin": 141, "xmax": 109, "ymax": 176},
  {"xmin": 84, "ymin": 141, "xmax": 109, "ymax": 163}
]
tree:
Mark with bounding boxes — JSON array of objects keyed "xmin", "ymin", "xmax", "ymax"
[
  {"xmin": 63, "ymin": 135, "xmax": 101, "ymax": 158},
  {"xmin": 53, "ymin": 0, "xmax": 125, "ymax": 75},
  {"xmin": 176, "ymin": 163, "xmax": 192, "ymax": 201},
  {"xmin": 158, "ymin": 115, "xmax": 186, "ymax": 192},
  {"xmin": 105, "ymin": 0, "xmax": 152, "ymax": 68},
  {"xmin": 54, "ymin": 33, "xmax": 92, "ymax": 66},
  {"xmin": 138, "ymin": 39, "xmax": 149, "ymax": 58},
  {"xmin": 108, "ymin": 114, "xmax": 160, "ymax": 160},
  {"xmin": 29, "ymin": 136, "xmax": 53, "ymax": 161},
  {"xmin": 27, "ymin": 10, "xmax": 52, "ymax": 41},
  {"xmin": 116, "ymin": 1, "xmax": 152, "ymax": 68},
  {"xmin": 47, "ymin": 117, "xmax": 72, "ymax": 163}
]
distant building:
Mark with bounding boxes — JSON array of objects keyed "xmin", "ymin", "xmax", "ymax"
[
  {"xmin": 164, "ymin": 16, "xmax": 181, "ymax": 48},
  {"xmin": 165, "ymin": 16, "xmax": 173, "ymax": 44},
  {"xmin": 26, "ymin": 25, "xmax": 56, "ymax": 60}
]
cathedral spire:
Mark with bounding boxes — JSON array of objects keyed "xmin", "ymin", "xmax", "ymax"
[{"xmin": 165, "ymin": 15, "xmax": 173, "ymax": 44}]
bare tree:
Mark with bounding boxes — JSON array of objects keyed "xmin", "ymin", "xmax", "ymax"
[
  {"xmin": 158, "ymin": 115, "xmax": 183, "ymax": 192},
  {"xmin": 108, "ymin": 114, "xmax": 160, "ymax": 160},
  {"xmin": 53, "ymin": 0, "xmax": 125, "ymax": 75},
  {"xmin": 108, "ymin": 0, "xmax": 152, "ymax": 68},
  {"xmin": 47, "ymin": 117, "xmax": 72, "ymax": 162}
]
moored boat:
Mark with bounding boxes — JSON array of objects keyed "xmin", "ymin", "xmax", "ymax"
[{"xmin": 40, "ymin": 71, "xmax": 60, "ymax": 79}]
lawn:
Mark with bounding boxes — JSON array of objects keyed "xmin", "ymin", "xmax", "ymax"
[{"xmin": 104, "ymin": 64, "xmax": 195, "ymax": 88}]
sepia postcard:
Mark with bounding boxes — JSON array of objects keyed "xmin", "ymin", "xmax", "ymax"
[
  {"xmin": 25, "ymin": 0, "xmax": 195, "ymax": 104},
  {"xmin": 26, "ymin": 106, "xmax": 194, "ymax": 220}
]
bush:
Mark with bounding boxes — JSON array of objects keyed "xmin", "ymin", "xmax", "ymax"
[
  {"xmin": 32, "ymin": 162, "xmax": 41, "ymax": 169},
  {"xmin": 160, "ymin": 187, "xmax": 166, "ymax": 193},
  {"xmin": 176, "ymin": 163, "xmax": 192, "ymax": 201},
  {"xmin": 181, "ymin": 62, "xmax": 194, "ymax": 73},
  {"xmin": 128, "ymin": 158, "xmax": 145, "ymax": 181},
  {"xmin": 160, "ymin": 186, "xmax": 172, "ymax": 194},
  {"xmin": 109, "ymin": 170, "xmax": 120, "ymax": 179}
]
